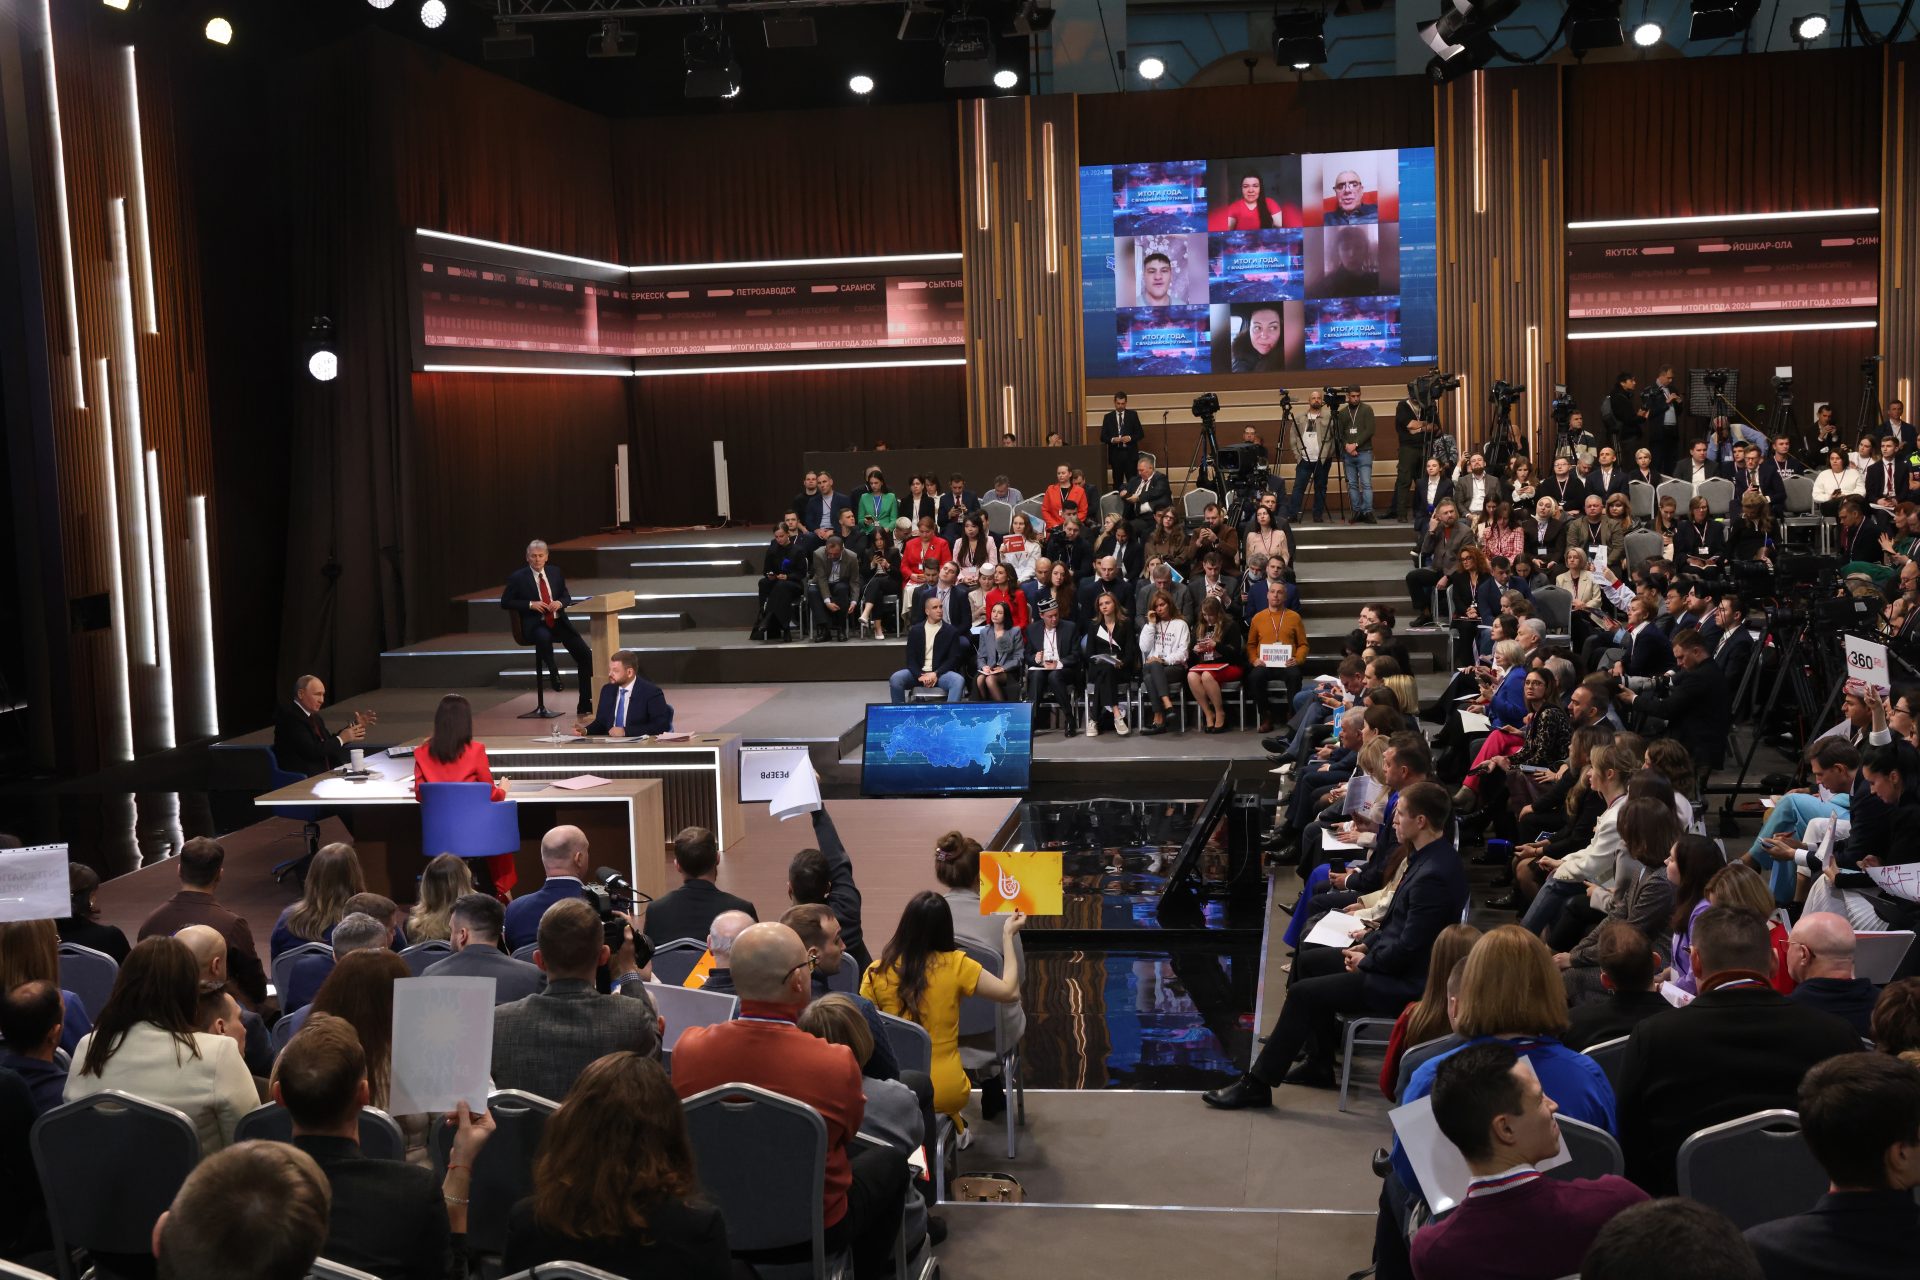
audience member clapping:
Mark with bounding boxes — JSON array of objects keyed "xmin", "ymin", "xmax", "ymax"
[
  {"xmin": 152, "ymin": 1140, "xmax": 331, "ymax": 1280},
  {"xmin": 64, "ymin": 936, "xmax": 258, "ymax": 1152}
]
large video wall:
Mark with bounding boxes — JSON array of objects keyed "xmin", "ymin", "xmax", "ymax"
[{"xmin": 1079, "ymin": 148, "xmax": 1438, "ymax": 379}]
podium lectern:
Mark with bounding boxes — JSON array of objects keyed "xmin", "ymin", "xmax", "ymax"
[{"xmin": 576, "ymin": 591, "xmax": 636, "ymax": 680}]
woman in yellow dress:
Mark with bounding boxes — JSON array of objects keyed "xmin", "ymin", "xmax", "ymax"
[{"xmin": 861, "ymin": 891, "xmax": 1025, "ymax": 1124}]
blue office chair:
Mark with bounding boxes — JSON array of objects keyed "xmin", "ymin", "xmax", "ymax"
[
  {"xmin": 267, "ymin": 747, "xmax": 330, "ymax": 885},
  {"xmin": 418, "ymin": 784, "xmax": 521, "ymax": 872}
]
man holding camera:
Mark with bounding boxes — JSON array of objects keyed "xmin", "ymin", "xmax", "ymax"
[
  {"xmin": 1335, "ymin": 386, "xmax": 1377, "ymax": 524},
  {"xmin": 1289, "ymin": 391, "xmax": 1335, "ymax": 523}
]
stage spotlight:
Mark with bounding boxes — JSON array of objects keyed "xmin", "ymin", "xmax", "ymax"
[
  {"xmin": 849, "ymin": 73, "xmax": 876, "ymax": 94},
  {"xmin": 1010, "ymin": 0, "xmax": 1055, "ymax": 35},
  {"xmin": 419, "ymin": 0, "xmax": 447, "ymax": 30},
  {"xmin": 204, "ymin": 16, "xmax": 233, "ymax": 44},
  {"xmin": 1686, "ymin": 0, "xmax": 1758, "ymax": 40},
  {"xmin": 102, "ymin": 0, "xmax": 134, "ymax": 10},
  {"xmin": 1419, "ymin": 0, "xmax": 1522, "ymax": 56},
  {"xmin": 1291, "ymin": 60, "xmax": 1311, "ymax": 69},
  {"xmin": 1791, "ymin": 11, "xmax": 1828, "ymax": 40},
  {"xmin": 1567, "ymin": 0, "xmax": 1624, "ymax": 54},
  {"xmin": 1272, "ymin": 9, "xmax": 1328, "ymax": 66},
  {"xmin": 942, "ymin": 15, "xmax": 996, "ymax": 87},
  {"xmin": 684, "ymin": 20, "xmax": 741, "ymax": 98},
  {"xmin": 1631, "ymin": 19, "xmax": 1663, "ymax": 43},
  {"xmin": 993, "ymin": 67, "xmax": 1019, "ymax": 89},
  {"xmin": 306, "ymin": 317, "xmax": 338, "ymax": 383},
  {"xmin": 1137, "ymin": 56, "xmax": 1166, "ymax": 80},
  {"xmin": 367, "ymin": 0, "xmax": 395, "ymax": 9}
]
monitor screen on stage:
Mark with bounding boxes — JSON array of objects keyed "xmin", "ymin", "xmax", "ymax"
[
  {"xmin": 1566, "ymin": 228, "xmax": 1879, "ymax": 320},
  {"xmin": 1079, "ymin": 148, "xmax": 1438, "ymax": 380},
  {"xmin": 861, "ymin": 703, "xmax": 1034, "ymax": 797}
]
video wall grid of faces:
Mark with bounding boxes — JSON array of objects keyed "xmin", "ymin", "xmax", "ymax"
[{"xmin": 1079, "ymin": 148, "xmax": 1439, "ymax": 379}]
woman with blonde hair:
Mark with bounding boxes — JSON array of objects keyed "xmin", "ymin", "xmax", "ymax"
[
  {"xmin": 406, "ymin": 853, "xmax": 475, "ymax": 942},
  {"xmin": 270, "ymin": 843, "xmax": 366, "ymax": 957},
  {"xmin": 1678, "ymin": 863, "xmax": 1794, "ymax": 995}
]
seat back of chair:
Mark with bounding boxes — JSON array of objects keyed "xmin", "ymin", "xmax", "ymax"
[
  {"xmin": 1182, "ymin": 488, "xmax": 1219, "ymax": 523},
  {"xmin": 951, "ymin": 936, "xmax": 1006, "ymax": 1041},
  {"xmin": 511, "ymin": 942, "xmax": 539, "ymax": 964},
  {"xmin": 1531, "ymin": 586, "xmax": 1572, "ymax": 635},
  {"xmin": 1656, "ymin": 480, "xmax": 1694, "ymax": 514},
  {"xmin": 1675, "ymin": 1109, "xmax": 1826, "ymax": 1231},
  {"xmin": 234, "ymin": 1102, "xmax": 407, "ymax": 1162},
  {"xmin": 643, "ymin": 982, "xmax": 739, "ymax": 1053},
  {"xmin": 1580, "ymin": 1035, "xmax": 1629, "ymax": 1092},
  {"xmin": 1099, "ymin": 492, "xmax": 1124, "ymax": 520},
  {"xmin": 1628, "ymin": 480, "xmax": 1656, "ymax": 521},
  {"xmin": 399, "ymin": 940, "xmax": 452, "ymax": 977},
  {"xmin": 418, "ymin": 782, "xmax": 521, "ymax": 860},
  {"xmin": 32, "ymin": 1091, "xmax": 200, "ymax": 1259},
  {"xmin": 272, "ymin": 941, "xmax": 335, "ymax": 1006},
  {"xmin": 875, "ymin": 1010, "xmax": 934, "ymax": 1076},
  {"xmin": 56, "ymin": 944, "xmax": 118, "ymax": 1020},
  {"xmin": 439, "ymin": 1089, "xmax": 558, "ymax": 1257},
  {"xmin": 1784, "ymin": 473, "xmax": 1815, "ymax": 514},
  {"xmin": 683, "ymin": 1083, "xmax": 829, "ymax": 1271},
  {"xmin": 1392, "ymin": 1034, "xmax": 1465, "ymax": 1103},
  {"xmin": 1544, "ymin": 1115, "xmax": 1624, "ymax": 1182},
  {"xmin": 648, "ymin": 939, "xmax": 708, "ymax": 987},
  {"xmin": 1014, "ymin": 497, "xmax": 1046, "ymax": 530},
  {"xmin": 1622, "ymin": 529, "xmax": 1663, "ymax": 575},
  {"xmin": 983, "ymin": 499, "xmax": 1014, "ymax": 536},
  {"xmin": 309, "ymin": 1260, "xmax": 384, "ymax": 1280},
  {"xmin": 508, "ymin": 609, "xmax": 529, "ymax": 645},
  {"xmin": 496, "ymin": 1266, "xmax": 626, "ymax": 1280},
  {"xmin": 1697, "ymin": 477, "xmax": 1734, "ymax": 518},
  {"xmin": 823, "ymin": 951, "xmax": 862, "ymax": 995}
]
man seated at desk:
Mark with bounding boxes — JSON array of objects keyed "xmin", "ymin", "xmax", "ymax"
[
  {"xmin": 574, "ymin": 649, "xmax": 675, "ymax": 738},
  {"xmin": 273, "ymin": 674, "xmax": 377, "ymax": 777}
]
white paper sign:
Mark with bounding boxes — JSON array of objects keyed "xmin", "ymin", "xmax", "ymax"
[
  {"xmin": 1659, "ymin": 980, "xmax": 1696, "ymax": 1008},
  {"xmin": 0, "ymin": 845, "xmax": 70, "ymax": 923},
  {"xmin": 770, "ymin": 765, "xmax": 822, "ymax": 822},
  {"xmin": 1457, "ymin": 711, "xmax": 1492, "ymax": 735},
  {"xmin": 387, "ymin": 976, "xmax": 495, "ymax": 1117},
  {"xmin": 1305, "ymin": 911, "xmax": 1369, "ymax": 949},
  {"xmin": 1389, "ymin": 1058, "xmax": 1568, "ymax": 1212},
  {"xmin": 738, "ymin": 745, "xmax": 816, "ymax": 803},
  {"xmin": 1866, "ymin": 863, "xmax": 1920, "ymax": 903},
  {"xmin": 1260, "ymin": 643, "xmax": 1293, "ymax": 667},
  {"xmin": 1343, "ymin": 776, "xmax": 1378, "ymax": 817},
  {"xmin": 1844, "ymin": 634, "xmax": 1891, "ymax": 696}
]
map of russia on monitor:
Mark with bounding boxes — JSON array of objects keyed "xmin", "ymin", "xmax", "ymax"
[{"xmin": 861, "ymin": 703, "xmax": 1035, "ymax": 797}]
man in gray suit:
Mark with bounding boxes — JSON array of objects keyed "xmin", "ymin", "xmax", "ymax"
[
  {"xmin": 491, "ymin": 898, "xmax": 660, "ymax": 1101},
  {"xmin": 423, "ymin": 894, "xmax": 546, "ymax": 1005}
]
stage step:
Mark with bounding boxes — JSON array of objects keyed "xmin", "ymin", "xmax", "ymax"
[
  {"xmin": 382, "ymin": 629, "xmax": 905, "ymax": 688},
  {"xmin": 552, "ymin": 530, "xmax": 768, "ymax": 579},
  {"xmin": 460, "ymin": 577, "xmax": 760, "ymax": 633}
]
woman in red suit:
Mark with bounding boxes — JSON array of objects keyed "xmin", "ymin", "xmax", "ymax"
[{"xmin": 413, "ymin": 693, "xmax": 517, "ymax": 895}]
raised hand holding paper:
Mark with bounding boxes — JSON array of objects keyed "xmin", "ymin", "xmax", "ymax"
[
  {"xmin": 980, "ymin": 851, "xmax": 1063, "ymax": 916},
  {"xmin": 387, "ymin": 976, "xmax": 495, "ymax": 1116},
  {"xmin": 770, "ymin": 765, "xmax": 822, "ymax": 822},
  {"xmin": 0, "ymin": 845, "xmax": 70, "ymax": 923}
]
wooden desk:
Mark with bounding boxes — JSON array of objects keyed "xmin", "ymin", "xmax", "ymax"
[{"xmin": 255, "ymin": 759, "xmax": 669, "ymax": 899}]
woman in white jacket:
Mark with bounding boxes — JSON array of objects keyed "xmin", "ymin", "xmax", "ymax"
[
  {"xmin": 1519, "ymin": 739, "xmax": 1637, "ymax": 938},
  {"xmin": 64, "ymin": 936, "xmax": 258, "ymax": 1154},
  {"xmin": 1137, "ymin": 590, "xmax": 1192, "ymax": 736}
]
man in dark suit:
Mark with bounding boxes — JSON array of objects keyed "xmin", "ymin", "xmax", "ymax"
[
  {"xmin": 1866, "ymin": 434, "xmax": 1911, "ymax": 509},
  {"xmin": 501, "ymin": 539, "xmax": 594, "ymax": 715},
  {"xmin": 1586, "ymin": 446, "xmax": 1631, "ymax": 502},
  {"xmin": 1606, "ymin": 372, "xmax": 1647, "ymax": 456},
  {"xmin": 1075, "ymin": 556, "xmax": 1128, "ymax": 630},
  {"xmin": 1541, "ymin": 456, "xmax": 1586, "ymax": 513},
  {"xmin": 1732, "ymin": 443, "xmax": 1788, "ymax": 513},
  {"xmin": 574, "ymin": 649, "xmax": 673, "ymax": 738},
  {"xmin": 1743, "ymin": 1053, "xmax": 1920, "ymax": 1279},
  {"xmin": 1204, "ymin": 782, "xmax": 1467, "ymax": 1108},
  {"xmin": 492, "ymin": 899, "xmax": 661, "ymax": 1101},
  {"xmin": 1122, "ymin": 455, "xmax": 1173, "ymax": 539},
  {"xmin": 1679, "ymin": 439, "xmax": 1730, "ymax": 486},
  {"xmin": 1613, "ymin": 596, "xmax": 1674, "ymax": 683},
  {"xmin": 803, "ymin": 471, "xmax": 855, "ymax": 543},
  {"xmin": 808, "ymin": 535, "xmax": 862, "ymax": 642},
  {"xmin": 503, "ymin": 825, "xmax": 593, "ymax": 951},
  {"xmin": 642, "ymin": 826, "xmax": 758, "ymax": 946},
  {"xmin": 887, "ymin": 596, "xmax": 965, "ymax": 703},
  {"xmin": 1617, "ymin": 627, "xmax": 1730, "ymax": 769},
  {"xmin": 1025, "ymin": 597, "xmax": 1080, "ymax": 734},
  {"xmin": 1615, "ymin": 907, "xmax": 1861, "ymax": 1195},
  {"xmin": 910, "ymin": 560, "xmax": 972, "ymax": 631},
  {"xmin": 422, "ymin": 893, "xmax": 547, "ymax": 1004},
  {"xmin": 1784, "ymin": 912, "xmax": 1879, "ymax": 1038},
  {"xmin": 788, "ymin": 805, "xmax": 872, "ymax": 973},
  {"xmin": 276, "ymin": 1014, "xmax": 479, "ymax": 1280},
  {"xmin": 937, "ymin": 473, "xmax": 979, "ymax": 543},
  {"xmin": 272, "ymin": 674, "xmax": 373, "ymax": 778},
  {"xmin": 1565, "ymin": 922, "xmax": 1674, "ymax": 1051},
  {"xmin": 1100, "ymin": 391, "xmax": 1144, "ymax": 493},
  {"xmin": 136, "ymin": 837, "xmax": 269, "ymax": 1008}
]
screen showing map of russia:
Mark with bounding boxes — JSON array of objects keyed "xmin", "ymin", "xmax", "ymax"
[{"xmin": 861, "ymin": 704, "xmax": 1034, "ymax": 797}]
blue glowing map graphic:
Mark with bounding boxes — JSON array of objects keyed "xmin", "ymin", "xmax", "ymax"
[{"xmin": 861, "ymin": 704, "xmax": 1034, "ymax": 796}]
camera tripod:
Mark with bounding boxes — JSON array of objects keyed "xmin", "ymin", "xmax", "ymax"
[
  {"xmin": 1185, "ymin": 411, "xmax": 1223, "ymax": 497},
  {"xmin": 1482, "ymin": 398, "xmax": 1525, "ymax": 473},
  {"xmin": 1855, "ymin": 359, "xmax": 1884, "ymax": 442},
  {"xmin": 1711, "ymin": 608, "xmax": 1845, "ymax": 832},
  {"xmin": 1284, "ymin": 395, "xmax": 1344, "ymax": 521}
]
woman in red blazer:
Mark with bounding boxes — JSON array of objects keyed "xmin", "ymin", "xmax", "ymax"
[{"xmin": 413, "ymin": 693, "xmax": 516, "ymax": 894}]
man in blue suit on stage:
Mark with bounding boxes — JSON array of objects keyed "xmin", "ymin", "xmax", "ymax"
[
  {"xmin": 502, "ymin": 539, "xmax": 594, "ymax": 714},
  {"xmin": 504, "ymin": 825, "xmax": 593, "ymax": 951},
  {"xmin": 573, "ymin": 649, "xmax": 674, "ymax": 738}
]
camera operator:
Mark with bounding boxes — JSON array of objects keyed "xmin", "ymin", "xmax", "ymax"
[
  {"xmin": 1288, "ymin": 391, "xmax": 1335, "ymax": 524},
  {"xmin": 1615, "ymin": 628, "xmax": 1731, "ymax": 775},
  {"xmin": 1607, "ymin": 373, "xmax": 1648, "ymax": 459},
  {"xmin": 1390, "ymin": 391, "xmax": 1433, "ymax": 522},
  {"xmin": 1645, "ymin": 365, "xmax": 1685, "ymax": 477}
]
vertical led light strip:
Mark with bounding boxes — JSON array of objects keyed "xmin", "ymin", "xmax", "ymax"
[
  {"xmin": 187, "ymin": 496, "xmax": 219, "ymax": 736},
  {"xmin": 974, "ymin": 99, "xmax": 990, "ymax": 231},
  {"xmin": 1525, "ymin": 325, "xmax": 1540, "ymax": 448},
  {"xmin": 123, "ymin": 47, "xmax": 158, "ymax": 334},
  {"xmin": 1471, "ymin": 71, "xmax": 1486, "ymax": 216},
  {"xmin": 143, "ymin": 451, "xmax": 176, "ymax": 749},
  {"xmin": 40, "ymin": 0, "xmax": 85, "ymax": 407},
  {"xmin": 94, "ymin": 360, "xmax": 135, "ymax": 764},
  {"xmin": 1002, "ymin": 384, "xmax": 1017, "ymax": 438},
  {"xmin": 109, "ymin": 199, "xmax": 155, "ymax": 662},
  {"xmin": 1042, "ymin": 121, "xmax": 1058, "ymax": 274}
]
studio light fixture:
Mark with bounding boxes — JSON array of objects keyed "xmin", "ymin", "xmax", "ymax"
[
  {"xmin": 367, "ymin": 0, "xmax": 395, "ymax": 8},
  {"xmin": 587, "ymin": 18, "xmax": 636, "ymax": 57},
  {"xmin": 1271, "ymin": 8, "xmax": 1328, "ymax": 66},
  {"xmin": 306, "ymin": 316, "xmax": 339, "ymax": 382},
  {"xmin": 1136, "ymin": 55, "xmax": 1166, "ymax": 80},
  {"xmin": 1418, "ymin": 0, "xmax": 1519, "ymax": 83},
  {"xmin": 419, "ymin": 0, "xmax": 447, "ymax": 30},
  {"xmin": 1009, "ymin": 0, "xmax": 1054, "ymax": 34},
  {"xmin": 1292, "ymin": 60, "xmax": 1312, "ymax": 69},
  {"xmin": 942, "ymin": 14, "xmax": 997, "ymax": 88},
  {"xmin": 1567, "ymin": 0, "xmax": 1624, "ymax": 54},
  {"xmin": 1686, "ymin": 0, "xmax": 1758, "ymax": 41},
  {"xmin": 684, "ymin": 19, "xmax": 740, "ymax": 98},
  {"xmin": 993, "ymin": 67, "xmax": 1019, "ymax": 89},
  {"xmin": 203, "ymin": 16, "xmax": 233, "ymax": 44},
  {"xmin": 102, "ymin": 0, "xmax": 134, "ymax": 10},
  {"xmin": 1791, "ymin": 11, "xmax": 1828, "ymax": 41},
  {"xmin": 849, "ymin": 73, "xmax": 876, "ymax": 94},
  {"xmin": 1631, "ymin": 19, "xmax": 1663, "ymax": 44}
]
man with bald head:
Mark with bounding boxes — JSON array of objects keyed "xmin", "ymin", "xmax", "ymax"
[
  {"xmin": 176, "ymin": 924, "xmax": 274, "ymax": 1076},
  {"xmin": 1786, "ymin": 912, "xmax": 1878, "ymax": 1037},
  {"xmin": 695, "ymin": 910, "xmax": 757, "ymax": 997},
  {"xmin": 503, "ymin": 824, "xmax": 592, "ymax": 951},
  {"xmin": 673, "ymin": 923, "xmax": 910, "ymax": 1278}
]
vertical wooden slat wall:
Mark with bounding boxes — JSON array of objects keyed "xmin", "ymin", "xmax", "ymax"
[
  {"xmin": 23, "ymin": 3, "xmax": 218, "ymax": 772},
  {"xmin": 1433, "ymin": 67, "xmax": 1564, "ymax": 461},
  {"xmin": 957, "ymin": 95, "xmax": 1082, "ymax": 447},
  {"xmin": 1884, "ymin": 46, "xmax": 1920, "ymax": 409}
]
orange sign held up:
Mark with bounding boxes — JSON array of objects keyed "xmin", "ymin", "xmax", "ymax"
[{"xmin": 979, "ymin": 851, "xmax": 1063, "ymax": 916}]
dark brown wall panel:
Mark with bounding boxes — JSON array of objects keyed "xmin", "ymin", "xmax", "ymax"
[{"xmin": 1077, "ymin": 77, "xmax": 1434, "ymax": 165}]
